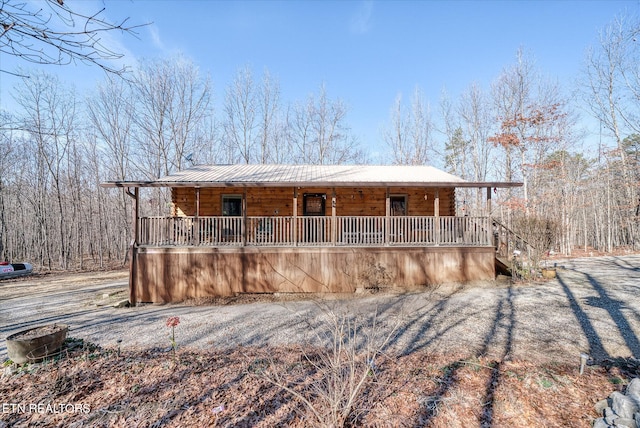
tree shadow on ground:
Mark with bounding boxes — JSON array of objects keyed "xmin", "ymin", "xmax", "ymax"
[
  {"xmin": 581, "ymin": 271, "xmax": 640, "ymax": 359},
  {"xmin": 411, "ymin": 284, "xmax": 516, "ymax": 427},
  {"xmin": 417, "ymin": 359, "xmax": 465, "ymax": 425},
  {"xmin": 94, "ymin": 348, "xmax": 301, "ymax": 428},
  {"xmin": 611, "ymin": 256, "xmax": 640, "ymax": 272},
  {"xmin": 477, "ymin": 285, "xmax": 515, "ymax": 428},
  {"xmin": 557, "ymin": 271, "xmax": 610, "ymax": 360},
  {"xmin": 383, "ymin": 287, "xmax": 466, "ymax": 356},
  {"xmin": 559, "ymin": 257, "xmax": 640, "ymax": 360}
]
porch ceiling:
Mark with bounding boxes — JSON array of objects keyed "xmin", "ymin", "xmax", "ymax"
[{"xmin": 101, "ymin": 164, "xmax": 523, "ymax": 189}]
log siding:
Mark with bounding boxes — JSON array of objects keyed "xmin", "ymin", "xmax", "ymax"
[{"xmin": 172, "ymin": 186, "xmax": 455, "ymax": 217}]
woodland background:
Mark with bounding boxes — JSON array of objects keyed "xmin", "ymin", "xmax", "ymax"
[{"xmin": 0, "ymin": 13, "xmax": 638, "ymax": 270}]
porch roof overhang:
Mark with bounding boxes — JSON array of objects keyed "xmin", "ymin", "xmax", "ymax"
[{"xmin": 100, "ymin": 164, "xmax": 523, "ymax": 189}]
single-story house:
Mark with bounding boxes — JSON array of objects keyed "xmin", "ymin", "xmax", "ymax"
[{"xmin": 101, "ymin": 164, "xmax": 522, "ymax": 304}]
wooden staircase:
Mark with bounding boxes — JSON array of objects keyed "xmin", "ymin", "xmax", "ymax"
[
  {"xmin": 495, "ymin": 256, "xmax": 512, "ymax": 276},
  {"xmin": 492, "ymin": 218, "xmax": 537, "ymax": 277}
]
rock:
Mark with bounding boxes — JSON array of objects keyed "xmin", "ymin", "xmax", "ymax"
[
  {"xmin": 627, "ymin": 379, "xmax": 640, "ymax": 407},
  {"xmin": 593, "ymin": 418, "xmax": 610, "ymax": 428},
  {"xmin": 611, "ymin": 391, "xmax": 640, "ymax": 419},
  {"xmin": 113, "ymin": 299, "xmax": 130, "ymax": 308},
  {"xmin": 596, "ymin": 399, "xmax": 611, "ymax": 414},
  {"xmin": 605, "ymin": 405, "xmax": 620, "ymax": 424},
  {"xmin": 102, "ymin": 293, "xmax": 110, "ymax": 299},
  {"xmin": 2, "ymin": 365, "xmax": 16, "ymax": 378},
  {"xmin": 614, "ymin": 418, "xmax": 637, "ymax": 428}
]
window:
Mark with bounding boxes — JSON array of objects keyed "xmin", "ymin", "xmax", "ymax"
[
  {"xmin": 303, "ymin": 193, "xmax": 326, "ymax": 216},
  {"xmin": 222, "ymin": 195, "xmax": 242, "ymax": 216}
]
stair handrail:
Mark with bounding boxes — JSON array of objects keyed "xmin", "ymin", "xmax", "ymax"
[
  {"xmin": 491, "ymin": 217, "xmax": 539, "ymax": 259},
  {"xmin": 491, "ymin": 217, "xmax": 538, "ymax": 251},
  {"xmin": 492, "ymin": 217, "xmax": 544, "ymax": 280}
]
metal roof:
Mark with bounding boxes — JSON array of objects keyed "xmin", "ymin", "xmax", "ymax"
[{"xmin": 101, "ymin": 164, "xmax": 523, "ymax": 188}]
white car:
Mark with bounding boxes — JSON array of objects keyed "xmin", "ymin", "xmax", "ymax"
[{"xmin": 0, "ymin": 262, "xmax": 33, "ymax": 279}]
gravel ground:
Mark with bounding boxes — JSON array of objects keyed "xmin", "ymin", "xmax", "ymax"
[{"xmin": 1, "ymin": 254, "xmax": 639, "ymax": 364}]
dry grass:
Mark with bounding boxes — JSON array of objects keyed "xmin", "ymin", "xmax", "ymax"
[{"xmin": 1, "ymin": 342, "xmax": 636, "ymax": 427}]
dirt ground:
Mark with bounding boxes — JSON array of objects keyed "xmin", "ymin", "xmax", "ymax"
[
  {"xmin": 2, "ymin": 255, "xmax": 640, "ymax": 363},
  {"xmin": 1, "ymin": 254, "xmax": 639, "ymax": 427}
]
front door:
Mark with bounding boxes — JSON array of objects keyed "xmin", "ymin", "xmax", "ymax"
[
  {"xmin": 390, "ymin": 195, "xmax": 407, "ymax": 242},
  {"xmin": 303, "ymin": 193, "xmax": 326, "ymax": 243},
  {"xmin": 221, "ymin": 195, "xmax": 242, "ymax": 241},
  {"xmin": 390, "ymin": 195, "xmax": 407, "ymax": 216}
]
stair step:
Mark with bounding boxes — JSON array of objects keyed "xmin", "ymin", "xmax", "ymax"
[{"xmin": 495, "ymin": 256, "xmax": 512, "ymax": 276}]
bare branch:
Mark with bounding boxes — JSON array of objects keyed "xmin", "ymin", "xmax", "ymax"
[{"xmin": 0, "ymin": 0, "xmax": 148, "ymax": 76}]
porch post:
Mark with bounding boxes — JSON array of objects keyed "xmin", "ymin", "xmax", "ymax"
[
  {"xmin": 127, "ymin": 187, "xmax": 139, "ymax": 245},
  {"xmin": 242, "ymin": 189, "xmax": 247, "ymax": 246},
  {"xmin": 125, "ymin": 186, "xmax": 139, "ymax": 307},
  {"xmin": 293, "ymin": 187, "xmax": 298, "ymax": 246},
  {"xmin": 385, "ymin": 188, "xmax": 390, "ymax": 246},
  {"xmin": 331, "ymin": 188, "xmax": 337, "ymax": 245},
  {"xmin": 195, "ymin": 187, "xmax": 200, "ymax": 246},
  {"xmin": 486, "ymin": 186, "xmax": 493, "ymax": 247},
  {"xmin": 434, "ymin": 189, "xmax": 440, "ymax": 245}
]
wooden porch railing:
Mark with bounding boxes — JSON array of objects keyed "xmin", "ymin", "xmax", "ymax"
[{"xmin": 137, "ymin": 216, "xmax": 492, "ymax": 247}]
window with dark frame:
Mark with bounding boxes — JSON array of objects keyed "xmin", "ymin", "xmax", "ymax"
[{"xmin": 303, "ymin": 193, "xmax": 326, "ymax": 216}]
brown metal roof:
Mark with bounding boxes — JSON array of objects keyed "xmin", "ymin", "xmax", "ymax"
[{"xmin": 101, "ymin": 164, "xmax": 523, "ymax": 188}]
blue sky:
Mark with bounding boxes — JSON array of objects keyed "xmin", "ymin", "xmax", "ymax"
[{"xmin": 0, "ymin": 0, "xmax": 637, "ymax": 158}]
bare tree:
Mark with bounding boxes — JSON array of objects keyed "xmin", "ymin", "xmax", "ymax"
[
  {"xmin": 441, "ymin": 84, "xmax": 496, "ymax": 214},
  {"xmin": 13, "ymin": 71, "xmax": 79, "ymax": 268},
  {"xmin": 257, "ymin": 69, "xmax": 282, "ymax": 163},
  {"xmin": 223, "ymin": 65, "xmax": 258, "ymax": 164},
  {"xmin": 287, "ymin": 96, "xmax": 315, "ymax": 164},
  {"xmin": 87, "ymin": 76, "xmax": 134, "ymax": 182},
  {"xmin": 130, "ymin": 55, "xmax": 212, "ymax": 176},
  {"xmin": 0, "ymin": 0, "xmax": 145, "ymax": 76},
  {"xmin": 439, "ymin": 89, "xmax": 464, "ymax": 176},
  {"xmin": 289, "ymin": 84, "xmax": 362, "ymax": 165},
  {"xmin": 312, "ymin": 84, "xmax": 361, "ymax": 164},
  {"xmin": 583, "ymin": 14, "xmax": 640, "ymax": 151},
  {"xmin": 0, "ymin": 111, "xmax": 16, "ymax": 259},
  {"xmin": 490, "ymin": 49, "xmax": 574, "ymax": 216},
  {"xmin": 582, "ymin": 13, "xmax": 640, "ymax": 249},
  {"xmin": 458, "ymin": 82, "xmax": 494, "ymax": 183},
  {"xmin": 86, "ymin": 75, "xmax": 135, "ymax": 261},
  {"xmin": 168, "ymin": 58, "xmax": 213, "ymax": 169},
  {"xmin": 3, "ymin": 71, "xmax": 136, "ymax": 269},
  {"xmin": 490, "ymin": 49, "xmax": 534, "ymax": 188},
  {"xmin": 0, "ymin": 124, "xmax": 32, "ymax": 262},
  {"xmin": 129, "ymin": 55, "xmax": 212, "ymax": 215},
  {"xmin": 383, "ymin": 87, "xmax": 435, "ymax": 165},
  {"xmin": 195, "ymin": 113, "xmax": 225, "ymax": 165}
]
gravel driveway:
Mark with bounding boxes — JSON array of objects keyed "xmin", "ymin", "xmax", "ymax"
[{"xmin": 1, "ymin": 255, "xmax": 639, "ymax": 364}]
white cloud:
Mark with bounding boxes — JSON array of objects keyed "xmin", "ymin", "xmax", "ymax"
[
  {"xmin": 350, "ymin": 0, "xmax": 374, "ymax": 35},
  {"xmin": 149, "ymin": 24, "xmax": 164, "ymax": 50}
]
